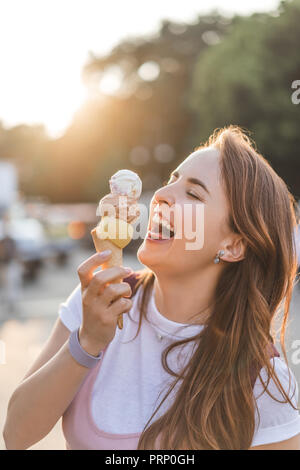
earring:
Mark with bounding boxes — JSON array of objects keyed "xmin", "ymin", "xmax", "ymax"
[{"xmin": 214, "ymin": 250, "xmax": 225, "ymax": 264}]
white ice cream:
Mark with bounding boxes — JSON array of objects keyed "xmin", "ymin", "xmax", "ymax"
[{"xmin": 109, "ymin": 169, "xmax": 142, "ymax": 199}]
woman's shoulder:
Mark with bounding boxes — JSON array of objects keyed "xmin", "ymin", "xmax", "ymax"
[
  {"xmin": 58, "ymin": 283, "xmax": 82, "ymax": 332},
  {"xmin": 251, "ymin": 357, "xmax": 300, "ymax": 446}
]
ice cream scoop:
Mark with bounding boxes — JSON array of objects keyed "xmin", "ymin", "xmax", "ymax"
[
  {"xmin": 109, "ymin": 169, "xmax": 142, "ymax": 199},
  {"xmin": 97, "ymin": 194, "xmax": 140, "ymax": 224},
  {"xmin": 95, "ymin": 216, "xmax": 134, "ymax": 249}
]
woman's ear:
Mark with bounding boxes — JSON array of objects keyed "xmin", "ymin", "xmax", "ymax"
[{"xmin": 222, "ymin": 236, "xmax": 246, "ymax": 263}]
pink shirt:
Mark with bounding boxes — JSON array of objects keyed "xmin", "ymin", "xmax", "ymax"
[{"xmin": 63, "ymin": 346, "xmax": 141, "ymax": 450}]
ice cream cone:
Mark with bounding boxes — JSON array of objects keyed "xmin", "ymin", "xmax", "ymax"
[
  {"xmin": 91, "ymin": 169, "xmax": 142, "ymax": 331},
  {"xmin": 91, "ymin": 228, "xmax": 124, "ymax": 329}
]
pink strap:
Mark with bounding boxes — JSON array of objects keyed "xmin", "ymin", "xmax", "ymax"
[{"xmin": 123, "ymin": 270, "xmax": 143, "ymax": 298}]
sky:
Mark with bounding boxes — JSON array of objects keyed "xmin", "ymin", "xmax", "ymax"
[{"xmin": 0, "ymin": 0, "xmax": 279, "ymax": 138}]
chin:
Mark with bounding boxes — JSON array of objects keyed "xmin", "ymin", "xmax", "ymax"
[
  {"xmin": 137, "ymin": 242, "xmax": 155, "ymax": 268},
  {"xmin": 137, "ymin": 239, "xmax": 175, "ymax": 273}
]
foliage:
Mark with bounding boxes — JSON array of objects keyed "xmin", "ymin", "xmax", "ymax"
[
  {"xmin": 0, "ymin": 2, "xmax": 299, "ymax": 202},
  {"xmin": 188, "ymin": 0, "xmax": 300, "ymax": 197}
]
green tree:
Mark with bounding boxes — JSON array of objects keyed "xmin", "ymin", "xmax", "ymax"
[{"xmin": 188, "ymin": 0, "xmax": 300, "ymax": 197}]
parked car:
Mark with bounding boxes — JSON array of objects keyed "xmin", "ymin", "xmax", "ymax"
[{"xmin": 7, "ymin": 217, "xmax": 75, "ymax": 281}]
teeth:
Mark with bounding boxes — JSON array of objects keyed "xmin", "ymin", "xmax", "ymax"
[
  {"xmin": 163, "ymin": 221, "xmax": 172, "ymax": 231},
  {"xmin": 152, "ymin": 213, "xmax": 174, "ymax": 232},
  {"xmin": 152, "ymin": 213, "xmax": 160, "ymax": 223}
]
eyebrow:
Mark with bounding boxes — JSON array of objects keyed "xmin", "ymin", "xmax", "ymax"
[{"xmin": 170, "ymin": 170, "xmax": 211, "ymax": 196}]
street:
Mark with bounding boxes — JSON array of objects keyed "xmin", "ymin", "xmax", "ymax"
[{"xmin": 0, "ymin": 246, "xmax": 143, "ymax": 450}]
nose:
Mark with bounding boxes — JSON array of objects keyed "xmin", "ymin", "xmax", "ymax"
[
  {"xmin": 150, "ymin": 185, "xmax": 176, "ymax": 230},
  {"xmin": 153, "ymin": 184, "xmax": 175, "ymax": 208}
]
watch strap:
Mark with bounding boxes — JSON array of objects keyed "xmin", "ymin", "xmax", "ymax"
[{"xmin": 69, "ymin": 327, "xmax": 103, "ymax": 369}]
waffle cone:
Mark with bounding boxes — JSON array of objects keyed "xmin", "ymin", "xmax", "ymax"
[{"xmin": 91, "ymin": 228, "xmax": 124, "ymax": 329}]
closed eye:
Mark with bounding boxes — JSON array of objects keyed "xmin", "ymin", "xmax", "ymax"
[
  {"xmin": 163, "ymin": 179, "xmax": 204, "ymax": 201},
  {"xmin": 187, "ymin": 191, "xmax": 203, "ymax": 201}
]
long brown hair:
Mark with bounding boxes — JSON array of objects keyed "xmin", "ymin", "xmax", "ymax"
[{"xmin": 130, "ymin": 126, "xmax": 299, "ymax": 450}]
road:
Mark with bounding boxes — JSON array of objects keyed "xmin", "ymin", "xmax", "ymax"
[
  {"xmin": 0, "ymin": 246, "xmax": 144, "ymax": 450},
  {"xmin": 0, "ymin": 247, "xmax": 299, "ymax": 450}
]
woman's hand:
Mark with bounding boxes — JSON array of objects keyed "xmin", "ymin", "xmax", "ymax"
[{"xmin": 77, "ymin": 251, "xmax": 133, "ymax": 356}]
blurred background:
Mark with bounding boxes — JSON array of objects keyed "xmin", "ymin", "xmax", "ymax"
[{"xmin": 0, "ymin": 0, "xmax": 300, "ymax": 450}]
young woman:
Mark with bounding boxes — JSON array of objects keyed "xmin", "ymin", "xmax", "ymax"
[{"xmin": 3, "ymin": 126, "xmax": 300, "ymax": 450}]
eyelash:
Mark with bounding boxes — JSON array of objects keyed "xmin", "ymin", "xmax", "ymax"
[
  {"xmin": 163, "ymin": 179, "xmax": 202, "ymax": 201},
  {"xmin": 186, "ymin": 192, "xmax": 201, "ymax": 200}
]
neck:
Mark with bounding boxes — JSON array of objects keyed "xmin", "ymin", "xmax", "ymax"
[{"xmin": 153, "ymin": 265, "xmax": 221, "ymax": 325}]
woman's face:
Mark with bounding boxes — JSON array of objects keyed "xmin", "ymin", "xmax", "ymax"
[{"xmin": 137, "ymin": 146, "xmax": 232, "ymax": 275}]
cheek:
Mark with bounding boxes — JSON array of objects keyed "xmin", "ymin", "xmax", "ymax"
[
  {"xmin": 176, "ymin": 203, "xmax": 208, "ymax": 249},
  {"xmin": 203, "ymin": 204, "xmax": 228, "ymax": 248},
  {"xmin": 176, "ymin": 203, "xmax": 225, "ymax": 254},
  {"xmin": 174, "ymin": 203, "xmax": 204, "ymax": 238}
]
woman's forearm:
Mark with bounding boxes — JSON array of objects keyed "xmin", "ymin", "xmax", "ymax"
[{"xmin": 3, "ymin": 340, "xmax": 91, "ymax": 450}]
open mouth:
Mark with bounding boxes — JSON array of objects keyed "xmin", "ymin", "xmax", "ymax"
[{"xmin": 147, "ymin": 212, "xmax": 175, "ymax": 240}]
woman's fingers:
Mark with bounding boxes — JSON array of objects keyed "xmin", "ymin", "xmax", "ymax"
[
  {"xmin": 85, "ymin": 266, "xmax": 132, "ymax": 299},
  {"xmin": 101, "ymin": 282, "xmax": 132, "ymax": 305},
  {"xmin": 108, "ymin": 296, "xmax": 133, "ymax": 318},
  {"xmin": 77, "ymin": 251, "xmax": 112, "ymax": 289}
]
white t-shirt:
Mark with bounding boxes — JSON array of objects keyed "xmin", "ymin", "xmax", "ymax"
[{"xmin": 59, "ymin": 282, "xmax": 300, "ymax": 447}]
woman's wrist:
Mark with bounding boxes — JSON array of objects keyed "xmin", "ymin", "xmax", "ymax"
[{"xmin": 78, "ymin": 327, "xmax": 106, "ymax": 357}]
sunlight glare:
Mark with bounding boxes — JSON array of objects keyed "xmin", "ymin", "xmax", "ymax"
[
  {"xmin": 99, "ymin": 66, "xmax": 124, "ymax": 95},
  {"xmin": 0, "ymin": 0, "xmax": 280, "ymax": 138},
  {"xmin": 138, "ymin": 61, "xmax": 160, "ymax": 81}
]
